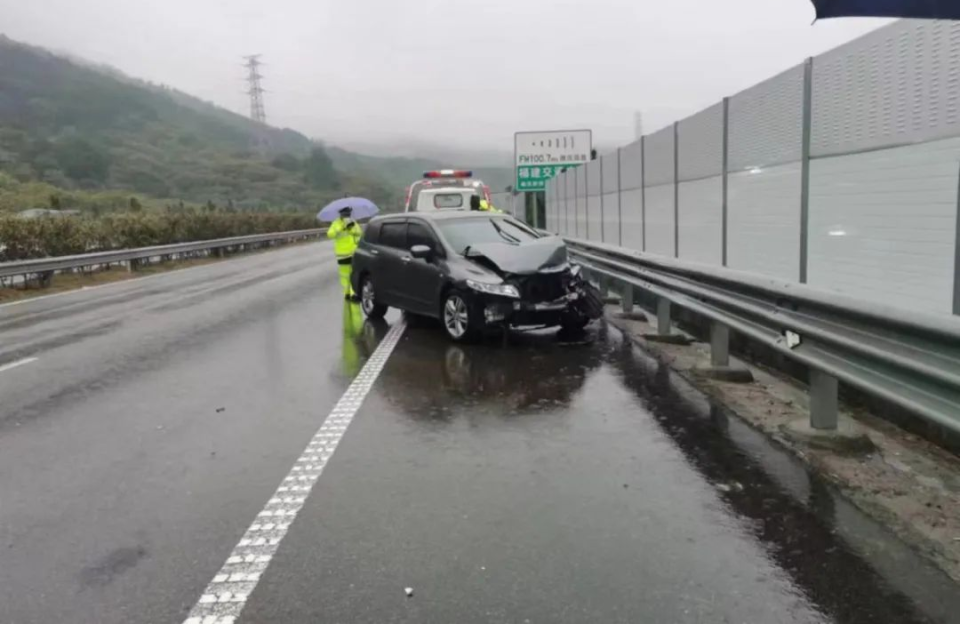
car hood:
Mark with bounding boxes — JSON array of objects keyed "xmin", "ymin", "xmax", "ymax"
[{"xmin": 465, "ymin": 237, "xmax": 568, "ymax": 276}]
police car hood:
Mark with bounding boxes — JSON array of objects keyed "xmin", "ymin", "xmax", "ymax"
[{"xmin": 464, "ymin": 237, "xmax": 568, "ymax": 276}]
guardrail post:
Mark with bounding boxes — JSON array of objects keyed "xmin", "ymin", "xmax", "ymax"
[
  {"xmin": 809, "ymin": 370, "xmax": 838, "ymax": 430},
  {"xmin": 621, "ymin": 284, "xmax": 634, "ymax": 314},
  {"xmin": 642, "ymin": 297, "xmax": 691, "ymax": 345},
  {"xmin": 710, "ymin": 322, "xmax": 730, "ymax": 367},
  {"xmin": 657, "ymin": 298, "xmax": 671, "ymax": 334},
  {"xmin": 693, "ymin": 321, "xmax": 753, "ymax": 382}
]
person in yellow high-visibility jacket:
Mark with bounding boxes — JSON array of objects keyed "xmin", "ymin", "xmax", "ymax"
[
  {"xmin": 480, "ymin": 199, "xmax": 502, "ymax": 213},
  {"xmin": 469, "ymin": 195, "xmax": 502, "ymax": 213},
  {"xmin": 327, "ymin": 206, "xmax": 362, "ymax": 300}
]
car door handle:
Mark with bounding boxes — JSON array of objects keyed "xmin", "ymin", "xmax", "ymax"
[
  {"xmin": 401, "ymin": 256, "xmax": 412, "ymax": 263},
  {"xmin": 370, "ymin": 249, "xmax": 379, "ymax": 256}
]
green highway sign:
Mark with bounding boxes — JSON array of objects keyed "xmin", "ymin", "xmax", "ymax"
[
  {"xmin": 514, "ymin": 129, "xmax": 592, "ymax": 192},
  {"xmin": 515, "ymin": 164, "xmax": 581, "ymax": 191}
]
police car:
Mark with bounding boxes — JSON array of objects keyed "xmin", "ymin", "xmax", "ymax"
[{"xmin": 404, "ymin": 170, "xmax": 491, "ymax": 212}]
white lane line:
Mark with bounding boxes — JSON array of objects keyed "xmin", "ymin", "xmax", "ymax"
[
  {"xmin": 181, "ymin": 319, "xmax": 406, "ymax": 624},
  {"xmin": 0, "ymin": 357, "xmax": 38, "ymax": 374}
]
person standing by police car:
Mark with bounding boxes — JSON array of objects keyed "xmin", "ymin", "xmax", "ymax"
[
  {"xmin": 470, "ymin": 195, "xmax": 501, "ymax": 213},
  {"xmin": 327, "ymin": 205, "xmax": 362, "ymax": 300}
]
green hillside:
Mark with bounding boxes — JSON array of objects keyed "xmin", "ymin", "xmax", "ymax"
[{"xmin": 0, "ymin": 35, "xmax": 396, "ymax": 213}]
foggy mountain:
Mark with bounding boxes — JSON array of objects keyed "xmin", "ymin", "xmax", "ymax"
[{"xmin": 0, "ymin": 35, "xmax": 515, "ymax": 213}]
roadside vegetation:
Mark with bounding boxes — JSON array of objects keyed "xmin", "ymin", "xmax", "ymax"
[{"xmin": 0, "ymin": 211, "xmax": 316, "ymax": 262}]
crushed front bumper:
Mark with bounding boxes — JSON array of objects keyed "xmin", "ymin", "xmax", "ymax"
[{"xmin": 481, "ymin": 293, "xmax": 578, "ymax": 327}]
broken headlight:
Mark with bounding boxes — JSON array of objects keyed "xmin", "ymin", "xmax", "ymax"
[{"xmin": 466, "ymin": 279, "xmax": 520, "ymax": 299}]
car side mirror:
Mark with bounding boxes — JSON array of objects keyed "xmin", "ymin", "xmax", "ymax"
[{"xmin": 410, "ymin": 244, "xmax": 433, "ymax": 260}]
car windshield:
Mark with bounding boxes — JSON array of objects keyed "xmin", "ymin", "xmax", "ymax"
[{"xmin": 436, "ymin": 217, "xmax": 539, "ymax": 253}]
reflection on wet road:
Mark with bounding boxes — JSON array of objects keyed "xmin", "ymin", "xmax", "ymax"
[
  {"xmin": 2, "ymin": 251, "xmax": 957, "ymax": 624},
  {"xmin": 243, "ymin": 320, "xmax": 958, "ymax": 624}
]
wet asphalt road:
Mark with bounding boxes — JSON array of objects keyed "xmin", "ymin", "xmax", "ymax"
[{"xmin": 1, "ymin": 243, "xmax": 959, "ymax": 624}]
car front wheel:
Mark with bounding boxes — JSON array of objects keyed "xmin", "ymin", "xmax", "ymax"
[
  {"xmin": 360, "ymin": 275, "xmax": 388, "ymax": 319},
  {"xmin": 442, "ymin": 290, "xmax": 479, "ymax": 342}
]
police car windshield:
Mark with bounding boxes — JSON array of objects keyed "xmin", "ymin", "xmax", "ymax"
[{"xmin": 437, "ymin": 217, "xmax": 539, "ymax": 253}]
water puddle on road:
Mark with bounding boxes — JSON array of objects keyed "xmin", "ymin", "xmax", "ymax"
[
  {"xmin": 378, "ymin": 320, "xmax": 959, "ymax": 623},
  {"xmin": 243, "ymin": 317, "xmax": 958, "ymax": 624}
]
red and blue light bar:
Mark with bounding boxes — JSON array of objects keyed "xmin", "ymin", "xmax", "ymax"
[{"xmin": 423, "ymin": 169, "xmax": 473, "ymax": 179}]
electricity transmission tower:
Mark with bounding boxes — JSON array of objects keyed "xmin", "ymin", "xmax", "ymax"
[{"xmin": 243, "ymin": 55, "xmax": 267, "ymax": 124}]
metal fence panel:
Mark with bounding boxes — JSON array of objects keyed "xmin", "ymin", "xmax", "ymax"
[
  {"xmin": 565, "ymin": 169, "xmax": 577, "ymax": 237},
  {"xmin": 727, "ymin": 163, "xmax": 802, "ymax": 281},
  {"xmin": 576, "ymin": 165, "xmax": 588, "ymax": 238},
  {"xmin": 602, "ymin": 192, "xmax": 620, "ymax": 245},
  {"xmin": 728, "ymin": 64, "xmax": 805, "ymax": 171},
  {"xmin": 678, "ymin": 103, "xmax": 724, "ymax": 181},
  {"xmin": 643, "ymin": 126, "xmax": 676, "ymax": 186},
  {"xmin": 587, "ymin": 196, "xmax": 603, "ymax": 242},
  {"xmin": 678, "ymin": 177, "xmax": 723, "ymax": 265},
  {"xmin": 556, "ymin": 171, "xmax": 568, "ymax": 235},
  {"xmin": 812, "ymin": 20, "xmax": 960, "ymax": 158},
  {"xmin": 601, "ymin": 151, "xmax": 619, "ymax": 193},
  {"xmin": 620, "ymin": 140, "xmax": 644, "ymax": 190},
  {"xmin": 644, "ymin": 183, "xmax": 675, "ymax": 257},
  {"xmin": 620, "ymin": 188, "xmax": 644, "ymax": 251},
  {"xmin": 543, "ymin": 185, "xmax": 554, "ymax": 232},
  {"xmin": 587, "ymin": 160, "xmax": 602, "ymax": 196},
  {"xmin": 808, "ymin": 137, "xmax": 960, "ymax": 314}
]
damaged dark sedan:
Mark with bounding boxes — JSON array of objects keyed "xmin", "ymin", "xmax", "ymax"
[{"xmin": 351, "ymin": 211, "xmax": 603, "ymax": 341}]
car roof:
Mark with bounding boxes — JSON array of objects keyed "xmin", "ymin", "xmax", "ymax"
[{"xmin": 372, "ymin": 210, "xmax": 509, "ymax": 223}]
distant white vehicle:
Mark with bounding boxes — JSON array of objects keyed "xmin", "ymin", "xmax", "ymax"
[{"xmin": 404, "ymin": 170, "xmax": 491, "ymax": 212}]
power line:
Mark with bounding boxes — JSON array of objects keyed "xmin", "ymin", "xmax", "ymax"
[{"xmin": 243, "ymin": 54, "xmax": 267, "ymax": 125}]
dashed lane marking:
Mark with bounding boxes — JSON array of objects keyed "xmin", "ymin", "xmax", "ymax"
[
  {"xmin": 181, "ymin": 319, "xmax": 406, "ymax": 624},
  {"xmin": 0, "ymin": 357, "xmax": 38, "ymax": 374}
]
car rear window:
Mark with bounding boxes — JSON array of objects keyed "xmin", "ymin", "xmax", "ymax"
[
  {"xmin": 380, "ymin": 222, "xmax": 407, "ymax": 248},
  {"xmin": 433, "ymin": 193, "xmax": 464, "ymax": 209},
  {"xmin": 436, "ymin": 217, "xmax": 540, "ymax": 253}
]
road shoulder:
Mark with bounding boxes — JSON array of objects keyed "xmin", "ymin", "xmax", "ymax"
[{"xmin": 605, "ymin": 306, "xmax": 960, "ymax": 584}]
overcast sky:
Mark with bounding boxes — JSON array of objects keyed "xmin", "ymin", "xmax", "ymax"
[{"xmin": 0, "ymin": 0, "xmax": 887, "ymax": 156}]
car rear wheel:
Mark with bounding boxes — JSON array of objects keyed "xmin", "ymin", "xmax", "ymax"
[
  {"xmin": 442, "ymin": 290, "xmax": 478, "ymax": 342},
  {"xmin": 360, "ymin": 275, "xmax": 387, "ymax": 319}
]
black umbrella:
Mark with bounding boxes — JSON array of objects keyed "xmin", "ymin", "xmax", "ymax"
[{"xmin": 811, "ymin": 0, "xmax": 960, "ymax": 19}]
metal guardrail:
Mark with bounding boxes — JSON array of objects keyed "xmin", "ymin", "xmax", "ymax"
[
  {"xmin": 0, "ymin": 229, "xmax": 324, "ymax": 280},
  {"xmin": 564, "ymin": 236, "xmax": 960, "ymax": 436}
]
